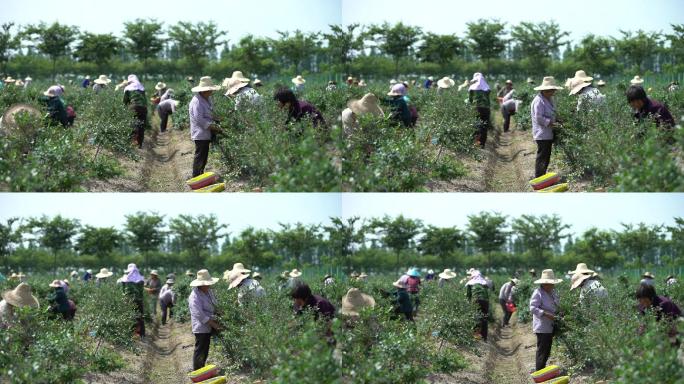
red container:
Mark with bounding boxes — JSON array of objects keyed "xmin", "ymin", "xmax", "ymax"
[
  {"xmin": 506, "ymin": 302, "xmax": 517, "ymax": 313},
  {"xmin": 189, "ymin": 365, "xmax": 219, "ymax": 383},
  {"xmin": 186, "ymin": 172, "xmax": 219, "ymax": 190}
]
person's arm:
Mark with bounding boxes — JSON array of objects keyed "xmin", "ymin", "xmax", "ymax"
[
  {"xmin": 400, "ymin": 101, "xmax": 411, "ymax": 127},
  {"xmin": 123, "ymin": 90, "xmax": 130, "ymax": 106},
  {"xmin": 529, "ymin": 289, "xmax": 547, "ymax": 318},
  {"xmin": 656, "ymin": 105, "xmax": 675, "ymax": 127},
  {"xmin": 466, "ymin": 284, "xmax": 472, "ymax": 301}
]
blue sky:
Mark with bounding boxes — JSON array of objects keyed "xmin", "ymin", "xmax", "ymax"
[{"xmin": 2, "ymin": 0, "xmax": 681, "ymax": 44}]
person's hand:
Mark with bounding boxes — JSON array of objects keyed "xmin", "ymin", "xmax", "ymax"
[{"xmin": 543, "ymin": 312, "xmax": 556, "ymax": 321}]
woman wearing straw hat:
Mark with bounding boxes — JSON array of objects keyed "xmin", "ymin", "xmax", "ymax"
[
  {"xmin": 287, "ymin": 268, "xmax": 303, "ymax": 289},
  {"xmin": 188, "ymin": 269, "xmax": 222, "ymax": 370},
  {"xmin": 93, "ymin": 75, "xmax": 112, "ymax": 94},
  {"xmin": 154, "ymin": 82, "xmax": 167, "ymax": 98},
  {"xmin": 23, "ymin": 76, "xmax": 32, "ymax": 89},
  {"xmin": 341, "ymin": 93, "xmax": 384, "ymax": 136},
  {"xmin": 436, "ymin": 77, "xmax": 455, "ymax": 93},
  {"xmin": 123, "ymin": 74, "xmax": 148, "ymax": 149},
  {"xmin": 468, "ymin": 72, "xmax": 492, "ymax": 148},
  {"xmin": 530, "ymin": 76, "xmax": 563, "ymax": 178},
  {"xmin": 159, "ymin": 278, "xmax": 176, "ymax": 325},
  {"xmin": 630, "ymin": 75, "xmax": 644, "ymax": 86},
  {"xmin": 323, "ymin": 273, "xmax": 335, "ymax": 286},
  {"xmin": 224, "ymin": 78, "xmax": 262, "ymax": 111},
  {"xmin": 466, "ymin": 270, "xmax": 490, "ymax": 341},
  {"xmin": 274, "ymin": 88, "xmax": 326, "ymax": 128},
  {"xmin": 292, "ymin": 75, "xmax": 306, "ymax": 93},
  {"xmin": 570, "ymin": 272, "xmax": 607, "ymax": 304},
  {"xmin": 529, "ymin": 269, "xmax": 562, "ymax": 371},
  {"xmin": 625, "ymin": 85, "xmax": 675, "ymax": 128},
  {"xmin": 227, "ymin": 271, "xmax": 265, "ymax": 306},
  {"xmin": 145, "ymin": 270, "xmax": 162, "ymax": 315},
  {"xmin": 95, "ymin": 267, "xmax": 114, "ymax": 286},
  {"xmin": 1, "ymin": 283, "xmax": 39, "ymax": 327},
  {"xmin": 568, "ymin": 77, "xmax": 605, "ymax": 112},
  {"xmin": 252, "ymin": 79, "xmax": 263, "ymax": 88},
  {"xmin": 385, "ymin": 83, "xmax": 411, "ymax": 127},
  {"xmin": 499, "ymin": 278, "xmax": 519, "ymax": 327},
  {"xmin": 438, "ymin": 269, "xmax": 457, "ymax": 287},
  {"xmin": 640, "ymin": 272, "xmax": 656, "ymax": 287},
  {"xmin": 340, "ymin": 288, "xmax": 375, "ymax": 318},
  {"xmin": 121, "ymin": 263, "xmax": 146, "ymax": 339},
  {"xmin": 189, "ymin": 76, "xmax": 222, "ymax": 177},
  {"xmin": 41, "ymin": 85, "xmax": 69, "ymax": 127}
]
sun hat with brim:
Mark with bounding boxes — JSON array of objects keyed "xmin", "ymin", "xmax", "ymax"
[
  {"xmin": 292, "ymin": 75, "xmax": 306, "ymax": 85},
  {"xmin": 350, "ymin": 272, "xmax": 359, "ymax": 278},
  {"xmin": 393, "ymin": 279, "xmax": 407, "ymax": 289},
  {"xmin": 230, "ymin": 263, "xmax": 251, "ymax": 274},
  {"xmin": 150, "ymin": 270, "xmax": 159, "ymax": 276},
  {"xmin": 155, "ymin": 82, "xmax": 167, "ymax": 91},
  {"xmin": 190, "ymin": 269, "xmax": 219, "ymax": 287},
  {"xmin": 94, "ymin": 75, "xmax": 112, "ymax": 85},
  {"xmin": 4, "ymin": 77, "xmax": 15, "ymax": 83},
  {"xmin": 526, "ymin": 77, "xmax": 535, "ymax": 84},
  {"xmin": 437, "ymin": 77, "xmax": 456, "ymax": 89},
  {"xmin": 597, "ymin": 80, "xmax": 606, "ymax": 86},
  {"xmin": 165, "ymin": 279, "xmax": 174, "ymax": 285},
  {"xmin": 642, "ymin": 272, "xmax": 655, "ymax": 279},
  {"xmin": 289, "ymin": 269, "xmax": 303, "ymax": 278},
  {"xmin": 2, "ymin": 283, "xmax": 39, "ymax": 308},
  {"xmin": 252, "ymin": 272, "xmax": 261, "ymax": 279},
  {"xmin": 357, "ymin": 273, "xmax": 368, "ymax": 279},
  {"xmin": 227, "ymin": 272, "xmax": 250, "ymax": 290},
  {"xmin": 438, "ymin": 269, "xmax": 457, "ymax": 280},
  {"xmin": 407, "ymin": 268, "xmax": 420, "ymax": 277},
  {"xmin": 49, "ymin": 280, "xmax": 62, "ymax": 288},
  {"xmin": 191, "ymin": 76, "xmax": 221, "ymax": 93},
  {"xmin": 505, "ymin": 79, "xmax": 513, "ymax": 85},
  {"xmin": 630, "ymin": 76, "xmax": 644, "ymax": 85},
  {"xmin": 253, "ymin": 79, "xmax": 262, "ymax": 86},
  {"xmin": 358, "ymin": 80, "xmax": 367, "ymax": 87},
  {"xmin": 15, "ymin": 80, "xmax": 24, "ymax": 87},
  {"xmin": 387, "ymin": 83, "xmax": 406, "ymax": 97},
  {"xmin": 534, "ymin": 77, "xmax": 563, "ymax": 91},
  {"xmin": 572, "ymin": 70, "xmax": 593, "ymax": 83},
  {"xmin": 570, "ymin": 272, "xmax": 593, "ymax": 290},
  {"xmin": 348, "ymin": 93, "xmax": 383, "ymax": 116},
  {"xmin": 17, "ymin": 273, "xmax": 25, "ymax": 279},
  {"xmin": 185, "ymin": 270, "xmax": 194, "ymax": 276},
  {"xmin": 534, "ymin": 269, "xmax": 563, "ymax": 285},
  {"xmin": 569, "ymin": 80, "xmax": 592, "ymax": 96},
  {"xmin": 43, "ymin": 87, "xmax": 59, "ymax": 97},
  {"xmin": 24, "ymin": 77, "xmax": 32, "ymax": 81},
  {"xmin": 389, "ymin": 79, "xmax": 398, "ymax": 85},
  {"xmin": 224, "ymin": 78, "xmax": 249, "ymax": 96},
  {"xmin": 95, "ymin": 268, "xmax": 114, "ymax": 279},
  {"xmin": 567, "ymin": 263, "xmax": 594, "ymax": 276},
  {"xmin": 231, "ymin": 71, "xmax": 250, "ymax": 83},
  {"xmin": 340, "ymin": 288, "xmax": 376, "ymax": 316}
]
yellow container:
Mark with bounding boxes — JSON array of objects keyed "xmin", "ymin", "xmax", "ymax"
[
  {"xmin": 541, "ymin": 376, "xmax": 570, "ymax": 384},
  {"xmin": 194, "ymin": 182, "xmax": 226, "ymax": 193},
  {"xmin": 531, "ymin": 365, "xmax": 560, "ymax": 383},
  {"xmin": 188, "ymin": 364, "xmax": 218, "ymax": 382},
  {"xmin": 196, "ymin": 376, "xmax": 227, "ymax": 384},
  {"xmin": 186, "ymin": 172, "xmax": 219, "ymax": 190},
  {"xmin": 529, "ymin": 172, "xmax": 560, "ymax": 190},
  {"xmin": 538, "ymin": 183, "xmax": 569, "ymax": 193}
]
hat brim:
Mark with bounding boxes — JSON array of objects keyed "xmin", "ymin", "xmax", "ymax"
[
  {"xmin": 228, "ymin": 274, "xmax": 249, "ymax": 289},
  {"xmin": 438, "ymin": 273, "xmax": 456, "ymax": 280},
  {"xmin": 570, "ymin": 274, "xmax": 592, "ymax": 290},
  {"xmin": 569, "ymin": 82, "xmax": 591, "ymax": 96},
  {"xmin": 347, "ymin": 99, "xmax": 383, "ymax": 117},
  {"xmin": 289, "ymin": 272, "xmax": 302, "ymax": 278},
  {"xmin": 225, "ymin": 82, "xmax": 249, "ymax": 96},
  {"xmin": 534, "ymin": 85, "xmax": 563, "ymax": 91},
  {"xmin": 95, "ymin": 272, "xmax": 113, "ymax": 278},
  {"xmin": 95, "ymin": 79, "xmax": 112, "ymax": 85},
  {"xmin": 292, "ymin": 78, "xmax": 306, "ymax": 85},
  {"xmin": 191, "ymin": 85, "xmax": 221, "ymax": 93},
  {"xmin": 534, "ymin": 278, "xmax": 563, "ymax": 284},
  {"xmin": 2, "ymin": 290, "xmax": 39, "ymax": 308},
  {"xmin": 155, "ymin": 84, "xmax": 167, "ymax": 90},
  {"xmin": 190, "ymin": 277, "xmax": 219, "ymax": 287}
]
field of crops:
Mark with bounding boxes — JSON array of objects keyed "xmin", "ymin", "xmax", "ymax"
[
  {"xmin": 1, "ymin": 78, "xmax": 682, "ymax": 192},
  {"xmin": 1, "ymin": 269, "xmax": 683, "ymax": 383}
]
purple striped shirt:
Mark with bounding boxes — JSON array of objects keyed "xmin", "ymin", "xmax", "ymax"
[{"xmin": 189, "ymin": 287, "xmax": 217, "ymax": 334}]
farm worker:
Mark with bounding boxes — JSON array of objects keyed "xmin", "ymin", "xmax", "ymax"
[
  {"xmin": 501, "ymin": 96, "xmax": 522, "ymax": 133},
  {"xmin": 252, "ymin": 272, "xmax": 262, "ymax": 281},
  {"xmin": 497, "ymin": 79, "xmax": 514, "ymax": 98},
  {"xmin": 529, "ymin": 269, "xmax": 562, "ymax": 371},
  {"xmin": 227, "ymin": 272, "xmax": 265, "ymax": 306},
  {"xmin": 326, "ymin": 80, "xmax": 337, "ymax": 91},
  {"xmin": 466, "ymin": 270, "xmax": 490, "ymax": 341},
  {"xmin": 357, "ymin": 273, "xmax": 368, "ymax": 282},
  {"xmin": 287, "ymin": 268, "xmax": 303, "ymax": 289},
  {"xmin": 468, "ymin": 72, "xmax": 492, "ymax": 149},
  {"xmin": 405, "ymin": 268, "xmax": 422, "ymax": 314},
  {"xmin": 188, "ymin": 269, "xmax": 222, "ymax": 370},
  {"xmin": 389, "ymin": 79, "xmax": 398, "ymax": 86},
  {"xmin": 290, "ymin": 283, "xmax": 335, "ymax": 321},
  {"xmin": 115, "ymin": 78, "xmax": 129, "ymax": 91},
  {"xmin": 667, "ymin": 81, "xmax": 679, "ymax": 92},
  {"xmin": 83, "ymin": 268, "xmax": 93, "ymax": 282},
  {"xmin": 93, "ymin": 75, "xmax": 112, "ymax": 94},
  {"xmin": 159, "ymin": 279, "xmax": 176, "ymax": 325},
  {"xmin": 636, "ymin": 283, "xmax": 682, "ymax": 345},
  {"xmin": 437, "ymin": 269, "xmax": 457, "ymax": 287},
  {"xmin": 121, "ymin": 263, "xmax": 146, "ymax": 339},
  {"xmin": 70, "ymin": 270, "xmax": 78, "ymax": 280},
  {"xmin": 160, "ymin": 88, "xmax": 174, "ymax": 102},
  {"xmin": 385, "ymin": 84, "xmax": 411, "ymax": 127},
  {"xmin": 189, "ymin": 76, "xmax": 222, "ymax": 178},
  {"xmin": 23, "ymin": 76, "xmax": 32, "ymax": 88},
  {"xmin": 340, "ymin": 288, "xmax": 375, "ymax": 318},
  {"xmin": 186, "ymin": 76, "xmax": 195, "ymax": 87},
  {"xmin": 1, "ymin": 283, "xmax": 39, "ymax": 328},
  {"xmin": 186, "ymin": 270, "xmax": 195, "ymax": 278},
  {"xmin": 123, "ymin": 74, "xmax": 148, "ymax": 149},
  {"xmin": 570, "ymin": 272, "xmax": 607, "ymax": 303},
  {"xmin": 665, "ymin": 275, "xmax": 678, "ymax": 286},
  {"xmin": 252, "ymin": 79, "xmax": 263, "ymax": 88},
  {"xmin": 529, "ymin": 269, "xmax": 537, "ymax": 278},
  {"xmin": 228, "ymin": 70, "xmax": 250, "ymax": 84},
  {"xmin": 346, "ymin": 76, "xmax": 354, "ymax": 87},
  {"xmin": 358, "ymin": 79, "xmax": 367, "ymax": 87},
  {"xmin": 292, "ymin": 75, "xmax": 306, "ymax": 93},
  {"xmin": 41, "ymin": 85, "xmax": 68, "ymax": 127},
  {"xmin": 350, "ymin": 271, "xmax": 359, "ymax": 280},
  {"xmin": 81, "ymin": 75, "xmax": 91, "ymax": 88},
  {"xmin": 323, "ymin": 274, "xmax": 335, "ymax": 286},
  {"xmin": 158, "ymin": 98, "xmax": 178, "ymax": 134},
  {"xmin": 154, "ymin": 82, "xmax": 167, "ymax": 98},
  {"xmin": 640, "ymin": 272, "xmax": 656, "ymax": 287},
  {"xmin": 224, "ymin": 78, "xmax": 262, "ymax": 111},
  {"xmin": 277, "ymin": 270, "xmax": 289, "ymax": 290},
  {"xmin": 531, "ymin": 76, "xmax": 563, "ymax": 178},
  {"xmin": 568, "ymin": 78, "xmax": 605, "ymax": 112},
  {"xmin": 626, "ymin": 86, "xmax": 675, "ymax": 128},
  {"xmin": 61, "ymin": 279, "xmax": 71, "ymax": 295},
  {"xmin": 485, "ymin": 275, "xmax": 495, "ymax": 292},
  {"xmin": 436, "ymin": 76, "xmax": 455, "ymax": 93},
  {"xmin": 424, "ymin": 76, "xmax": 434, "ymax": 89},
  {"xmin": 47, "ymin": 280, "xmax": 75, "ymax": 320},
  {"xmin": 274, "ymin": 88, "xmax": 326, "ymax": 128},
  {"xmin": 630, "ymin": 75, "xmax": 644, "ymax": 86},
  {"xmin": 341, "ymin": 93, "xmax": 384, "ymax": 136},
  {"xmin": 223, "ymin": 262, "xmax": 251, "ymax": 281},
  {"xmin": 144, "ymin": 270, "xmax": 162, "ymax": 315},
  {"xmin": 95, "ymin": 267, "xmax": 114, "ymax": 286},
  {"xmin": 425, "ymin": 269, "xmax": 435, "ymax": 281},
  {"xmin": 17, "ymin": 273, "xmax": 27, "ymax": 283},
  {"xmin": 526, "ymin": 77, "xmax": 535, "ymax": 85},
  {"xmin": 499, "ymin": 278, "xmax": 519, "ymax": 327},
  {"xmin": 392, "ymin": 279, "xmax": 414, "ymax": 321}
]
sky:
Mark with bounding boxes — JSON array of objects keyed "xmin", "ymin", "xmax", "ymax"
[
  {"xmin": 2, "ymin": 0, "xmax": 681, "ymax": 45},
  {"xmin": 0, "ymin": 193, "xmax": 681, "ymax": 236}
]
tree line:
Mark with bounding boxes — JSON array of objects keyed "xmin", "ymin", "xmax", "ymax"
[
  {"xmin": 0, "ymin": 19, "xmax": 682, "ymax": 81},
  {"xmin": 0, "ymin": 213, "xmax": 681, "ymax": 274}
]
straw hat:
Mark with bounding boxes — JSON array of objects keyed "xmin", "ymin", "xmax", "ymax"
[
  {"xmin": 340, "ymin": 288, "xmax": 375, "ymax": 316},
  {"xmin": 347, "ymin": 76, "xmax": 354, "ymax": 81},
  {"xmin": 526, "ymin": 77, "xmax": 535, "ymax": 84},
  {"xmin": 231, "ymin": 71, "xmax": 250, "ymax": 83},
  {"xmin": 357, "ymin": 272, "xmax": 368, "ymax": 279},
  {"xmin": 227, "ymin": 272, "xmax": 250, "ymax": 290},
  {"xmin": 252, "ymin": 272, "xmax": 262, "ymax": 280},
  {"xmin": 15, "ymin": 80, "xmax": 24, "ymax": 87},
  {"xmin": 568, "ymin": 263, "xmax": 595, "ymax": 276},
  {"xmin": 511, "ymin": 278, "xmax": 520, "ymax": 285},
  {"xmin": 569, "ymin": 79, "xmax": 592, "ymax": 96},
  {"xmin": 253, "ymin": 79, "xmax": 262, "ymax": 86},
  {"xmin": 230, "ymin": 263, "xmax": 251, "ymax": 274},
  {"xmin": 185, "ymin": 270, "xmax": 194, "ymax": 277},
  {"xmin": 350, "ymin": 271, "xmax": 359, "ymax": 278},
  {"xmin": 165, "ymin": 279, "xmax": 174, "ymax": 285},
  {"xmin": 154, "ymin": 82, "xmax": 167, "ymax": 90},
  {"xmin": 534, "ymin": 77, "xmax": 563, "ymax": 91},
  {"xmin": 389, "ymin": 79, "xmax": 398, "ymax": 85},
  {"xmin": 387, "ymin": 83, "xmax": 406, "ymax": 96},
  {"xmin": 534, "ymin": 269, "xmax": 563, "ymax": 284},
  {"xmin": 291, "ymin": 75, "xmax": 306, "ymax": 85},
  {"xmin": 2, "ymin": 283, "xmax": 39, "ymax": 308},
  {"xmin": 570, "ymin": 272, "xmax": 593, "ymax": 290},
  {"xmin": 17, "ymin": 273, "xmax": 25, "ymax": 279},
  {"xmin": 85, "ymin": 75, "xmax": 91, "ymax": 80},
  {"xmin": 190, "ymin": 269, "xmax": 219, "ymax": 287},
  {"xmin": 191, "ymin": 76, "xmax": 221, "ymax": 93},
  {"xmin": 597, "ymin": 80, "xmax": 606, "ymax": 87},
  {"xmin": 94, "ymin": 75, "xmax": 112, "ymax": 85},
  {"xmin": 505, "ymin": 79, "xmax": 513, "ymax": 85},
  {"xmin": 289, "ymin": 269, "xmax": 302, "ymax": 278},
  {"xmin": 358, "ymin": 80, "xmax": 367, "ymax": 87},
  {"xmin": 392, "ymin": 279, "xmax": 407, "ymax": 289},
  {"xmin": 49, "ymin": 280, "xmax": 62, "ymax": 288},
  {"xmin": 529, "ymin": 268, "xmax": 536, "ymax": 274},
  {"xmin": 150, "ymin": 270, "xmax": 159, "ymax": 276},
  {"xmin": 224, "ymin": 78, "xmax": 249, "ymax": 96},
  {"xmin": 438, "ymin": 269, "xmax": 457, "ymax": 280},
  {"xmin": 630, "ymin": 76, "xmax": 644, "ymax": 85},
  {"xmin": 428, "ymin": 76, "xmax": 434, "ymax": 81},
  {"xmin": 95, "ymin": 268, "xmax": 113, "ymax": 279},
  {"xmin": 4, "ymin": 77, "xmax": 15, "ymax": 84},
  {"xmin": 70, "ymin": 270, "xmax": 79, "ymax": 278},
  {"xmin": 347, "ymin": 93, "xmax": 383, "ymax": 116},
  {"xmin": 437, "ymin": 77, "xmax": 456, "ymax": 89},
  {"xmin": 24, "ymin": 76, "xmax": 32, "ymax": 82},
  {"xmin": 43, "ymin": 87, "xmax": 59, "ymax": 97},
  {"xmin": 572, "ymin": 70, "xmax": 593, "ymax": 83},
  {"xmin": 642, "ymin": 272, "xmax": 655, "ymax": 279},
  {"xmin": 10, "ymin": 273, "xmax": 17, "ymax": 279}
]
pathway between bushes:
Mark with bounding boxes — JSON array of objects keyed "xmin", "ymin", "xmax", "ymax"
[
  {"xmin": 141, "ymin": 316, "xmax": 195, "ymax": 384},
  {"xmin": 139, "ymin": 116, "xmax": 195, "ymax": 192},
  {"xmin": 483, "ymin": 305, "xmax": 537, "ymax": 384},
  {"xmin": 483, "ymin": 113, "xmax": 537, "ymax": 192}
]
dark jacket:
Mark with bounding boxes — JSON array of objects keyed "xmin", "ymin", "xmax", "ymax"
[
  {"xmin": 640, "ymin": 295, "xmax": 682, "ymax": 321},
  {"xmin": 467, "ymin": 283, "xmax": 490, "ymax": 303},
  {"xmin": 41, "ymin": 96, "xmax": 68, "ymax": 127},
  {"xmin": 394, "ymin": 288, "xmax": 413, "ymax": 314},
  {"xmin": 469, "ymin": 90, "xmax": 491, "ymax": 109},
  {"xmin": 386, "ymin": 96, "xmax": 411, "ymax": 127},
  {"xmin": 298, "ymin": 294, "xmax": 335, "ymax": 320},
  {"xmin": 288, "ymin": 100, "xmax": 325, "ymax": 127},
  {"xmin": 635, "ymin": 98, "xmax": 675, "ymax": 128},
  {"xmin": 48, "ymin": 287, "xmax": 70, "ymax": 313}
]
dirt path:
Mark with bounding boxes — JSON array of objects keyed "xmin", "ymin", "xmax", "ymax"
[
  {"xmin": 139, "ymin": 122, "xmax": 195, "ymax": 192},
  {"xmin": 484, "ymin": 305, "xmax": 536, "ymax": 384},
  {"xmin": 141, "ymin": 317, "xmax": 196, "ymax": 384}
]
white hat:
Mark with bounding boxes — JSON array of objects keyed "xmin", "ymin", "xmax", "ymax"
[
  {"xmin": 347, "ymin": 93, "xmax": 383, "ymax": 117},
  {"xmin": 24, "ymin": 76, "xmax": 32, "ymax": 81},
  {"xmin": 85, "ymin": 75, "xmax": 90, "ymax": 80},
  {"xmin": 597, "ymin": 80, "xmax": 606, "ymax": 86},
  {"xmin": 534, "ymin": 269, "xmax": 563, "ymax": 285},
  {"xmin": 567, "ymin": 263, "xmax": 595, "ymax": 276},
  {"xmin": 572, "ymin": 70, "xmax": 593, "ymax": 83},
  {"xmin": 165, "ymin": 279, "xmax": 175, "ymax": 285},
  {"xmin": 570, "ymin": 272, "xmax": 593, "ymax": 290},
  {"xmin": 231, "ymin": 71, "xmax": 250, "ymax": 83},
  {"xmin": 154, "ymin": 82, "xmax": 167, "ymax": 90},
  {"xmin": 94, "ymin": 75, "xmax": 112, "ymax": 85},
  {"xmin": 224, "ymin": 78, "xmax": 249, "ymax": 97},
  {"xmin": 340, "ymin": 288, "xmax": 375, "ymax": 316},
  {"xmin": 253, "ymin": 79, "xmax": 262, "ymax": 86},
  {"xmin": 4, "ymin": 76, "xmax": 15, "ymax": 84},
  {"xmin": 569, "ymin": 79, "xmax": 592, "ymax": 96},
  {"xmin": 511, "ymin": 278, "xmax": 520, "ymax": 285},
  {"xmin": 230, "ymin": 263, "xmax": 251, "ymax": 274},
  {"xmin": 526, "ymin": 77, "xmax": 535, "ymax": 84},
  {"xmin": 49, "ymin": 280, "xmax": 62, "ymax": 288},
  {"xmin": 642, "ymin": 272, "xmax": 655, "ymax": 279},
  {"xmin": 289, "ymin": 269, "xmax": 302, "ymax": 278},
  {"xmin": 389, "ymin": 79, "xmax": 398, "ymax": 85},
  {"xmin": 190, "ymin": 269, "xmax": 219, "ymax": 287},
  {"xmin": 191, "ymin": 76, "xmax": 221, "ymax": 93},
  {"xmin": 437, "ymin": 77, "xmax": 456, "ymax": 89},
  {"xmin": 227, "ymin": 271, "xmax": 250, "ymax": 290},
  {"xmin": 14, "ymin": 80, "xmax": 24, "ymax": 87},
  {"xmin": 630, "ymin": 76, "xmax": 644, "ymax": 85},
  {"xmin": 358, "ymin": 80, "xmax": 367, "ymax": 87},
  {"xmin": 150, "ymin": 270, "xmax": 159, "ymax": 276},
  {"xmin": 438, "ymin": 269, "xmax": 457, "ymax": 280},
  {"xmin": 387, "ymin": 83, "xmax": 406, "ymax": 96},
  {"xmin": 95, "ymin": 268, "xmax": 114, "ymax": 279},
  {"xmin": 2, "ymin": 283, "xmax": 39, "ymax": 308},
  {"xmin": 534, "ymin": 77, "xmax": 563, "ymax": 91},
  {"xmin": 428, "ymin": 76, "xmax": 434, "ymax": 81},
  {"xmin": 291, "ymin": 75, "xmax": 306, "ymax": 85},
  {"xmin": 125, "ymin": 264, "xmax": 136, "ymax": 273}
]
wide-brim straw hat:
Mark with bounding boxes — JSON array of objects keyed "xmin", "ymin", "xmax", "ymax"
[
  {"xmin": 630, "ymin": 76, "xmax": 644, "ymax": 85},
  {"xmin": 190, "ymin": 269, "xmax": 219, "ymax": 287},
  {"xmin": 252, "ymin": 272, "xmax": 261, "ymax": 279},
  {"xmin": 185, "ymin": 270, "xmax": 194, "ymax": 276},
  {"xmin": 340, "ymin": 288, "xmax": 376, "ymax": 316},
  {"xmin": 2, "ymin": 283, "xmax": 39, "ymax": 308},
  {"xmin": 150, "ymin": 270, "xmax": 159, "ymax": 276},
  {"xmin": 95, "ymin": 268, "xmax": 113, "ymax": 278},
  {"xmin": 572, "ymin": 70, "xmax": 593, "ymax": 83},
  {"xmin": 439, "ymin": 269, "xmax": 457, "ymax": 280},
  {"xmin": 597, "ymin": 80, "xmax": 606, "ymax": 86},
  {"xmin": 393, "ymin": 279, "xmax": 406, "ymax": 289},
  {"xmin": 95, "ymin": 75, "xmax": 112, "ymax": 85},
  {"xmin": 15, "ymin": 80, "xmax": 24, "ymax": 87},
  {"xmin": 350, "ymin": 271, "xmax": 359, "ymax": 278},
  {"xmin": 43, "ymin": 87, "xmax": 58, "ymax": 97},
  {"xmin": 228, "ymin": 272, "xmax": 249, "ymax": 290},
  {"xmin": 231, "ymin": 71, "xmax": 250, "ymax": 83},
  {"xmin": 224, "ymin": 78, "xmax": 249, "ymax": 96},
  {"xmin": 155, "ymin": 82, "xmax": 167, "ymax": 90},
  {"xmin": 70, "ymin": 271, "xmax": 78, "ymax": 277},
  {"xmin": 569, "ymin": 80, "xmax": 592, "ymax": 96},
  {"xmin": 534, "ymin": 77, "xmax": 563, "ymax": 91},
  {"xmin": 231, "ymin": 263, "xmax": 251, "ymax": 274},
  {"xmin": 358, "ymin": 80, "xmax": 367, "ymax": 87},
  {"xmin": 292, "ymin": 75, "xmax": 306, "ymax": 85},
  {"xmin": 437, "ymin": 77, "xmax": 456, "ymax": 89},
  {"xmin": 49, "ymin": 280, "xmax": 62, "ymax": 288},
  {"xmin": 24, "ymin": 76, "xmax": 32, "ymax": 81},
  {"xmin": 642, "ymin": 272, "xmax": 655, "ymax": 279},
  {"xmin": 389, "ymin": 79, "xmax": 398, "ymax": 85},
  {"xmin": 358, "ymin": 273, "xmax": 368, "ymax": 279},
  {"xmin": 192, "ymin": 76, "xmax": 221, "ymax": 93},
  {"xmin": 505, "ymin": 79, "xmax": 513, "ymax": 85},
  {"xmin": 4, "ymin": 77, "xmax": 15, "ymax": 83},
  {"xmin": 348, "ymin": 93, "xmax": 383, "ymax": 116},
  {"xmin": 534, "ymin": 269, "xmax": 563, "ymax": 284},
  {"xmin": 253, "ymin": 79, "xmax": 262, "ymax": 86},
  {"xmin": 526, "ymin": 77, "xmax": 535, "ymax": 84},
  {"xmin": 571, "ymin": 272, "xmax": 593, "ymax": 290},
  {"xmin": 289, "ymin": 269, "xmax": 302, "ymax": 278},
  {"xmin": 568, "ymin": 263, "xmax": 595, "ymax": 276}
]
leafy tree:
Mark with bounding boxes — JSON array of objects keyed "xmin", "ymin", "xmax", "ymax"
[
  {"xmin": 666, "ymin": 217, "xmax": 684, "ymax": 267},
  {"xmin": 0, "ymin": 218, "xmax": 22, "ymax": 273},
  {"xmin": 168, "ymin": 214, "xmax": 227, "ymax": 267},
  {"xmin": 229, "ymin": 227, "xmax": 277, "ymax": 269},
  {"xmin": 466, "ymin": 212, "xmax": 508, "ymax": 266},
  {"xmin": 322, "ymin": 217, "xmax": 365, "ymax": 270},
  {"xmin": 124, "ymin": 212, "xmax": 166, "ymax": 266},
  {"xmin": 366, "ymin": 22, "xmax": 423, "ymax": 76},
  {"xmin": 0, "ymin": 23, "xmax": 21, "ymax": 76},
  {"xmin": 229, "ymin": 34, "xmax": 276, "ymax": 76},
  {"xmin": 614, "ymin": 30, "xmax": 662, "ymax": 72},
  {"xmin": 123, "ymin": 19, "xmax": 165, "ymax": 76},
  {"xmin": 272, "ymin": 223, "xmax": 322, "ymax": 265},
  {"xmin": 74, "ymin": 33, "xmax": 121, "ymax": 72},
  {"xmin": 76, "ymin": 226, "xmax": 123, "ymax": 263},
  {"xmin": 367, "ymin": 215, "xmax": 423, "ymax": 268},
  {"xmin": 569, "ymin": 34, "xmax": 618, "ymax": 76},
  {"xmin": 615, "ymin": 223, "xmax": 664, "ymax": 268},
  {"xmin": 664, "ymin": 24, "xmax": 684, "ymax": 69},
  {"xmin": 511, "ymin": 214, "xmax": 570, "ymax": 267},
  {"xmin": 465, "ymin": 19, "xmax": 507, "ymax": 71},
  {"xmin": 417, "ymin": 33, "xmax": 463, "ymax": 70},
  {"xmin": 168, "ymin": 21, "xmax": 226, "ymax": 73},
  {"xmin": 510, "ymin": 21, "xmax": 569, "ymax": 74},
  {"xmin": 272, "ymin": 30, "xmax": 320, "ymax": 73},
  {"xmin": 323, "ymin": 24, "xmax": 365, "ymax": 74},
  {"xmin": 569, "ymin": 228, "xmax": 620, "ymax": 269},
  {"xmin": 25, "ymin": 215, "xmax": 80, "ymax": 275},
  {"xmin": 23, "ymin": 22, "xmax": 79, "ymax": 80},
  {"xmin": 418, "ymin": 225, "xmax": 465, "ymax": 262}
]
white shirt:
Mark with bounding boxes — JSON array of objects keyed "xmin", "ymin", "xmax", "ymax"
[
  {"xmin": 237, "ymin": 278, "xmax": 265, "ymax": 305},
  {"xmin": 0, "ymin": 300, "xmax": 13, "ymax": 324},
  {"xmin": 159, "ymin": 284, "xmax": 176, "ymax": 305}
]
